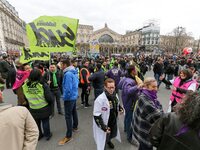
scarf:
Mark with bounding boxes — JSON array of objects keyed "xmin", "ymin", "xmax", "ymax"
[
  {"xmin": 52, "ymin": 71, "xmax": 58, "ymax": 87},
  {"xmin": 105, "ymin": 90, "xmax": 117, "ymax": 101},
  {"xmin": 142, "ymin": 89, "xmax": 160, "ymax": 109}
]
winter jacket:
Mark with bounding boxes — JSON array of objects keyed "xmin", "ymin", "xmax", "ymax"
[
  {"xmin": 150, "ymin": 113, "xmax": 200, "ymax": 150},
  {"xmin": 62, "ymin": 66, "xmax": 79, "ymax": 101},
  {"xmin": 118, "ymin": 77, "xmax": 139, "ymax": 112},
  {"xmin": 153, "ymin": 62, "xmax": 164, "ymax": 76},
  {"xmin": 106, "ymin": 67, "xmax": 122, "ymax": 86},
  {"xmin": 133, "ymin": 93, "xmax": 163, "ymax": 147},
  {"xmin": 0, "ymin": 104, "xmax": 39, "ymax": 150},
  {"xmin": 43, "ymin": 70, "xmax": 63, "ymax": 90},
  {"xmin": 88, "ymin": 70, "xmax": 105, "ymax": 89}
]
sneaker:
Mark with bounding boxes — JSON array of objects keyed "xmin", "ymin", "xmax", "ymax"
[
  {"xmin": 128, "ymin": 139, "xmax": 138, "ymax": 147},
  {"xmin": 81, "ymin": 102, "xmax": 84, "ymax": 106},
  {"xmin": 46, "ymin": 133, "xmax": 52, "ymax": 141},
  {"xmin": 73, "ymin": 128, "xmax": 79, "ymax": 132},
  {"xmin": 58, "ymin": 137, "xmax": 73, "ymax": 145},
  {"xmin": 107, "ymin": 141, "xmax": 114, "ymax": 149},
  {"xmin": 84, "ymin": 104, "xmax": 91, "ymax": 108}
]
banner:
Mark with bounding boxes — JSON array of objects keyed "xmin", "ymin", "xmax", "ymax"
[
  {"xmin": 19, "ymin": 47, "xmax": 50, "ymax": 63},
  {"xmin": 89, "ymin": 40, "xmax": 99, "ymax": 53},
  {"xmin": 26, "ymin": 16, "xmax": 79, "ymax": 52}
]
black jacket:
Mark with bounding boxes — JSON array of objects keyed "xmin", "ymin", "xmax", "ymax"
[
  {"xmin": 88, "ymin": 70, "xmax": 105, "ymax": 89},
  {"xmin": 43, "ymin": 70, "xmax": 63, "ymax": 90},
  {"xmin": 153, "ymin": 62, "xmax": 164, "ymax": 75},
  {"xmin": 150, "ymin": 113, "xmax": 200, "ymax": 150},
  {"xmin": 0, "ymin": 60, "xmax": 11, "ymax": 79},
  {"xmin": 165, "ymin": 64, "xmax": 175, "ymax": 75}
]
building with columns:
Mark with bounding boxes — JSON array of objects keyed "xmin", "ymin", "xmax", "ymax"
[
  {"xmin": 0, "ymin": 0, "xmax": 27, "ymax": 55},
  {"xmin": 76, "ymin": 23, "xmax": 142, "ymax": 56},
  {"xmin": 140, "ymin": 22, "xmax": 160, "ymax": 51}
]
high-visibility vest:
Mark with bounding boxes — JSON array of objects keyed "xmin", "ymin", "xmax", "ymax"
[
  {"xmin": 22, "ymin": 82, "xmax": 48, "ymax": 109},
  {"xmin": 0, "ymin": 83, "xmax": 4, "ymax": 88},
  {"xmin": 170, "ymin": 77, "xmax": 197, "ymax": 103},
  {"xmin": 80, "ymin": 68, "xmax": 90, "ymax": 84},
  {"xmin": 102, "ymin": 65, "xmax": 108, "ymax": 72}
]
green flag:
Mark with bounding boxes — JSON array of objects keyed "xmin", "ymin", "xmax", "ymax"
[
  {"xmin": 26, "ymin": 16, "xmax": 79, "ymax": 52},
  {"xmin": 19, "ymin": 47, "xmax": 50, "ymax": 63}
]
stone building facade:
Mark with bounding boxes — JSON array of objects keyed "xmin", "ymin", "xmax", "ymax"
[
  {"xmin": 0, "ymin": 0, "xmax": 27, "ymax": 55},
  {"xmin": 76, "ymin": 23, "xmax": 141, "ymax": 56},
  {"xmin": 140, "ymin": 22, "xmax": 160, "ymax": 51}
]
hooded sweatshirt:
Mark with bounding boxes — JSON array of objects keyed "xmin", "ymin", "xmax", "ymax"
[{"xmin": 62, "ymin": 66, "xmax": 79, "ymax": 101}]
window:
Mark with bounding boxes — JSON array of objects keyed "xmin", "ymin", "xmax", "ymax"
[{"xmin": 98, "ymin": 34, "xmax": 114, "ymax": 43}]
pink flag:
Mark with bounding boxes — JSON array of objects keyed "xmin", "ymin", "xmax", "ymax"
[{"xmin": 12, "ymin": 70, "xmax": 30, "ymax": 90}]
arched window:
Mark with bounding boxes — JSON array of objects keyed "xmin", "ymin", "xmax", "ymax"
[{"xmin": 98, "ymin": 34, "xmax": 114, "ymax": 43}]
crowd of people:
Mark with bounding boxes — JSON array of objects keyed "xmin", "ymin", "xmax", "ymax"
[{"xmin": 0, "ymin": 53, "xmax": 200, "ymax": 150}]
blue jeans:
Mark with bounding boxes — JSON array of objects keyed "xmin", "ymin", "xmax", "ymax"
[
  {"xmin": 64, "ymin": 100, "xmax": 78, "ymax": 138},
  {"xmin": 154, "ymin": 74, "xmax": 162, "ymax": 88},
  {"xmin": 51, "ymin": 89, "xmax": 62, "ymax": 113},
  {"xmin": 124, "ymin": 109, "xmax": 133, "ymax": 140},
  {"xmin": 94, "ymin": 88, "xmax": 103, "ymax": 100},
  {"xmin": 35, "ymin": 117, "xmax": 51, "ymax": 137}
]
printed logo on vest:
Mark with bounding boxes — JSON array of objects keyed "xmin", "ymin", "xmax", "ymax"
[{"xmin": 101, "ymin": 107, "xmax": 108, "ymax": 111}]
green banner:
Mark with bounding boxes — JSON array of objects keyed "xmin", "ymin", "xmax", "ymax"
[
  {"xmin": 26, "ymin": 16, "xmax": 79, "ymax": 52},
  {"xmin": 19, "ymin": 47, "xmax": 50, "ymax": 63}
]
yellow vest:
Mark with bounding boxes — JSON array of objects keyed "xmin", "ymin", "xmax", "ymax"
[{"xmin": 22, "ymin": 82, "xmax": 48, "ymax": 109}]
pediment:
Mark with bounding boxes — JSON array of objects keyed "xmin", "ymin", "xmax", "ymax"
[{"xmin": 93, "ymin": 27, "xmax": 121, "ymax": 37}]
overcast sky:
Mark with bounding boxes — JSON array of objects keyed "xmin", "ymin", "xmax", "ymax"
[{"xmin": 7, "ymin": 0, "xmax": 200, "ymax": 39}]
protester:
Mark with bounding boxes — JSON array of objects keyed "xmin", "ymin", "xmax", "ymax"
[
  {"xmin": 22, "ymin": 69, "xmax": 53, "ymax": 141},
  {"xmin": 80, "ymin": 59, "xmax": 91, "ymax": 108},
  {"xmin": 118, "ymin": 65, "xmax": 141, "ymax": 146},
  {"xmin": 0, "ymin": 90, "xmax": 39, "ymax": 150},
  {"xmin": 153, "ymin": 57, "xmax": 164, "ymax": 88},
  {"xmin": 160, "ymin": 69, "xmax": 198, "ymax": 111},
  {"xmin": 150, "ymin": 91, "xmax": 200, "ymax": 150},
  {"xmin": 89, "ymin": 63, "xmax": 105, "ymax": 99},
  {"xmin": 43, "ymin": 63, "xmax": 63, "ymax": 115},
  {"xmin": 164, "ymin": 60, "xmax": 176, "ymax": 89},
  {"xmin": 12, "ymin": 62, "xmax": 32, "ymax": 108},
  {"xmin": 58, "ymin": 58, "xmax": 79, "ymax": 145},
  {"xmin": 93, "ymin": 78, "xmax": 123, "ymax": 150},
  {"xmin": 133, "ymin": 77, "xmax": 164, "ymax": 150},
  {"xmin": 0, "ymin": 55, "xmax": 12, "ymax": 88},
  {"xmin": 106, "ymin": 62, "xmax": 122, "ymax": 93}
]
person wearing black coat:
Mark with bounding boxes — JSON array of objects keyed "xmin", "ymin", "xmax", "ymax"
[
  {"xmin": 88, "ymin": 63, "xmax": 105, "ymax": 99},
  {"xmin": 164, "ymin": 60, "xmax": 175, "ymax": 89},
  {"xmin": 150, "ymin": 91, "xmax": 200, "ymax": 150},
  {"xmin": 43, "ymin": 63, "xmax": 63, "ymax": 115}
]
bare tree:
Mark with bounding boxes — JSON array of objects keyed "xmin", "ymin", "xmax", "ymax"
[{"xmin": 160, "ymin": 27, "xmax": 194, "ymax": 54}]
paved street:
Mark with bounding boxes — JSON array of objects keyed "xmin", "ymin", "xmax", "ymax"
[{"xmin": 3, "ymin": 71, "xmax": 171, "ymax": 150}]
